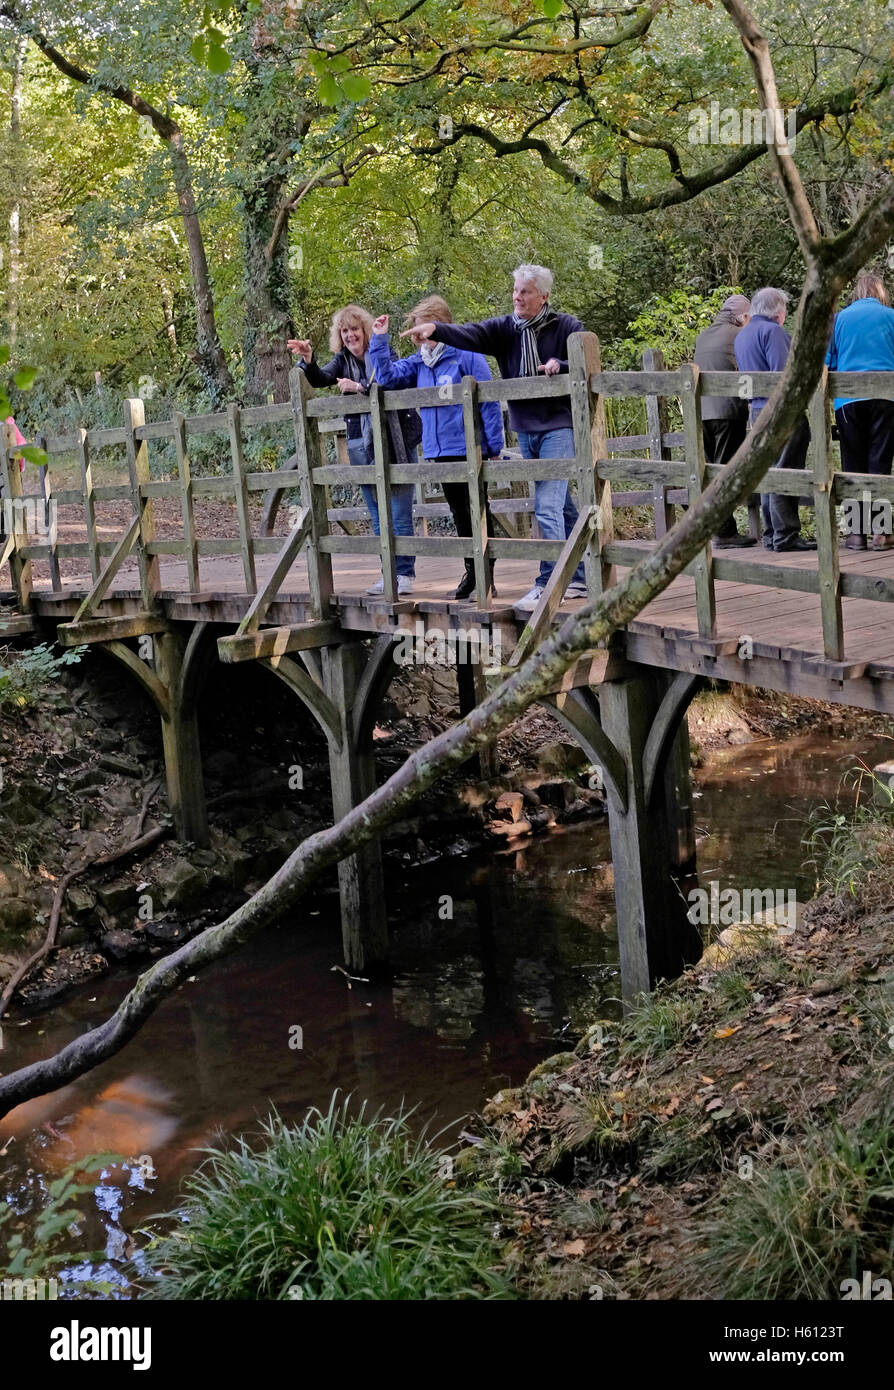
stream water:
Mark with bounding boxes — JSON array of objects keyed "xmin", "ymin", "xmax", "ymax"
[{"xmin": 1, "ymin": 726, "xmax": 892, "ymax": 1293}]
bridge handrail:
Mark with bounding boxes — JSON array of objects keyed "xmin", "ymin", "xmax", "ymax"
[{"xmin": 8, "ymin": 340, "xmax": 894, "ymax": 663}]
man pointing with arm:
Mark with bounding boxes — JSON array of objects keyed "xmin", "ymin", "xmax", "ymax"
[{"xmin": 402, "ymin": 263, "xmax": 587, "ymax": 610}]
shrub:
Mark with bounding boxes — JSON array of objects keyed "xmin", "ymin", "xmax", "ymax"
[
  {"xmin": 0, "ymin": 643, "xmax": 85, "ymax": 712},
  {"xmin": 139, "ymin": 1098, "xmax": 514, "ymax": 1301}
]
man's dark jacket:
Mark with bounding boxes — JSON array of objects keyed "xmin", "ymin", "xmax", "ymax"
[
  {"xmin": 430, "ymin": 312, "xmax": 585, "ymax": 434},
  {"xmin": 694, "ymin": 314, "xmax": 748, "ymax": 422}
]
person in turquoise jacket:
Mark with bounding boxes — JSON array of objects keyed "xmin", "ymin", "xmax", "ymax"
[
  {"xmin": 369, "ymin": 295, "xmax": 504, "ymax": 599},
  {"xmin": 826, "ymin": 273, "xmax": 894, "ymax": 550}
]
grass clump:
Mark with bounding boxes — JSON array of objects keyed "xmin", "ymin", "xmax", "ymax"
[
  {"xmin": 140, "ymin": 1097, "xmax": 514, "ymax": 1301},
  {"xmin": 683, "ymin": 1117, "xmax": 894, "ymax": 1299},
  {"xmin": 803, "ymin": 766, "xmax": 894, "ymax": 903},
  {"xmin": 621, "ymin": 989, "xmax": 703, "ymax": 1062}
]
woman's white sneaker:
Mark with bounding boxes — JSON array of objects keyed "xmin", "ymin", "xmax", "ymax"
[
  {"xmin": 397, "ymin": 576, "xmax": 414, "ymax": 595},
  {"xmin": 515, "ymin": 585, "xmax": 545, "ymax": 612}
]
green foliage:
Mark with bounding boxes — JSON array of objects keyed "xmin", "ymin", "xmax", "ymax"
[
  {"xmin": 0, "ymin": 643, "xmax": 86, "ymax": 712},
  {"xmin": 0, "ymin": 1153, "xmax": 123, "ymax": 1296},
  {"xmin": 611, "ymin": 286, "xmax": 744, "ymax": 371},
  {"xmin": 140, "ymin": 1099, "xmax": 514, "ymax": 1301},
  {"xmin": 802, "ymin": 766, "xmax": 894, "ymax": 900}
]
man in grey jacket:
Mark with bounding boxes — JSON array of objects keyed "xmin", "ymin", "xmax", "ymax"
[{"xmin": 693, "ymin": 294, "xmax": 757, "ymax": 547}]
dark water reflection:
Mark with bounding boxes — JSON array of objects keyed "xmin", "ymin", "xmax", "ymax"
[{"xmin": 1, "ymin": 727, "xmax": 891, "ymax": 1287}]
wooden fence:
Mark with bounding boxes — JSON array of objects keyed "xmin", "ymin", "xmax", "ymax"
[{"xmin": 3, "ymin": 331, "xmax": 893, "ymax": 667}]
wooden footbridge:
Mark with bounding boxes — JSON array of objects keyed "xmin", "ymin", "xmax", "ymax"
[{"xmin": 3, "ymin": 332, "xmax": 894, "ymax": 998}]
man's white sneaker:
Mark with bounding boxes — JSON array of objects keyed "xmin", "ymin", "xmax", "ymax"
[
  {"xmin": 366, "ymin": 576, "xmax": 385, "ymax": 594},
  {"xmin": 564, "ymin": 582, "xmax": 588, "ymax": 600},
  {"xmin": 515, "ymin": 585, "xmax": 545, "ymax": 612},
  {"xmin": 397, "ymin": 576, "xmax": 414, "ymax": 595}
]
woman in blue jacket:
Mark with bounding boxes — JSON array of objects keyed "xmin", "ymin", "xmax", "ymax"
[{"xmin": 369, "ymin": 296, "xmax": 504, "ymax": 600}]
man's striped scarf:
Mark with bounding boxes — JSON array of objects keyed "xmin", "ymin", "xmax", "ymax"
[{"xmin": 512, "ymin": 302, "xmax": 557, "ymax": 376}]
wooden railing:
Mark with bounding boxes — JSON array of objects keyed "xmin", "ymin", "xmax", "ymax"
[{"xmin": 3, "ymin": 333, "xmax": 894, "ymax": 668}]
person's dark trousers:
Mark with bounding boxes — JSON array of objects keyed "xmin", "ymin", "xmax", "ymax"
[
  {"xmin": 439, "ymin": 460, "xmax": 497, "ymax": 582},
  {"xmin": 703, "ymin": 418, "xmax": 747, "ymax": 538},
  {"xmin": 759, "ymin": 416, "xmax": 810, "ymax": 549},
  {"xmin": 836, "ymin": 400, "xmax": 894, "ymax": 475}
]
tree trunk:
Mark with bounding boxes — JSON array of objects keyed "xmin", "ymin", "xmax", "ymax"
[
  {"xmin": 167, "ymin": 131, "xmax": 234, "ymax": 403},
  {"xmin": 241, "ymin": 167, "xmax": 294, "ymax": 405}
]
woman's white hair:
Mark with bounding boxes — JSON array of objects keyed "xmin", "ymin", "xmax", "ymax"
[
  {"xmin": 750, "ymin": 286, "xmax": 790, "ymax": 319},
  {"xmin": 513, "ymin": 264, "xmax": 554, "ymax": 296}
]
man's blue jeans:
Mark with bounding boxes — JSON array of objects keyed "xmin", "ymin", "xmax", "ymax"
[
  {"xmin": 348, "ymin": 436, "xmax": 416, "ymax": 578},
  {"xmin": 516, "ymin": 427, "xmax": 585, "ymax": 588}
]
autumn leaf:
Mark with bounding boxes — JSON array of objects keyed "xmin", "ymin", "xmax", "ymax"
[
  {"xmin": 714, "ymin": 1025, "xmax": 742, "ymax": 1038},
  {"xmin": 562, "ymin": 1238, "xmax": 585, "ymax": 1256}
]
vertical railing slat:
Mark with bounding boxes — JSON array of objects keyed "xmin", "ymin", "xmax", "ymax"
[
  {"xmin": 643, "ymin": 348, "xmax": 674, "ymax": 538},
  {"xmin": 77, "ymin": 427, "xmax": 99, "ymax": 583},
  {"xmin": 1, "ymin": 422, "xmax": 32, "ymax": 611},
  {"xmin": 173, "ymin": 411, "xmax": 200, "ymax": 593},
  {"xmin": 368, "ymin": 385, "xmax": 397, "ymax": 601},
  {"xmin": 679, "ymin": 363, "xmax": 716, "ymax": 636},
  {"xmin": 227, "ymin": 402, "xmax": 257, "ymax": 593},
  {"xmin": 568, "ymin": 331, "xmax": 613, "ymax": 600},
  {"xmin": 123, "ymin": 397, "xmax": 160, "ymax": 612},
  {"xmin": 809, "ymin": 369, "xmax": 844, "ymax": 660},
  {"xmin": 289, "ymin": 365, "xmax": 334, "ymax": 620},
  {"xmin": 460, "ymin": 375, "xmax": 491, "ymax": 606}
]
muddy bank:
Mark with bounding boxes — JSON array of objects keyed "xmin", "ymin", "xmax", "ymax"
[{"xmin": 465, "ymin": 874, "xmax": 894, "ymax": 1299}]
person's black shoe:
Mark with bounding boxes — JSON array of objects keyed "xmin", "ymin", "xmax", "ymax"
[
  {"xmin": 453, "ymin": 567, "xmax": 475, "ymax": 600},
  {"xmin": 453, "ymin": 563, "xmax": 497, "ymax": 601},
  {"xmin": 774, "ymin": 537, "xmax": 817, "ymax": 552},
  {"xmin": 713, "ymin": 533, "xmax": 758, "ymax": 548},
  {"xmin": 762, "ymin": 535, "xmax": 775, "ymax": 549}
]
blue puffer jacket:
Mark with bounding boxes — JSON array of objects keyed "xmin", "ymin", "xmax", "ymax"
[{"xmin": 368, "ymin": 334, "xmax": 504, "ymax": 459}]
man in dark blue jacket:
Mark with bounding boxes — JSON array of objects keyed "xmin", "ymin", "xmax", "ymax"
[
  {"xmin": 402, "ymin": 264, "xmax": 587, "ymax": 609},
  {"xmin": 733, "ymin": 286, "xmax": 815, "ymax": 552}
]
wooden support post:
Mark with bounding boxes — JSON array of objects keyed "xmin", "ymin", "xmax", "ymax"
[
  {"xmin": 679, "ymin": 363, "xmax": 716, "ymax": 637},
  {"xmin": 460, "ymin": 375, "xmax": 492, "ymax": 606},
  {"xmin": 457, "ymin": 657, "xmax": 499, "ymax": 781},
  {"xmin": 37, "ymin": 447, "xmax": 61, "ymax": 591},
  {"xmin": 77, "ymin": 427, "xmax": 99, "ymax": 583},
  {"xmin": 568, "ymin": 331, "xmax": 613, "ymax": 601},
  {"xmin": 154, "ymin": 628, "xmax": 209, "ymax": 846},
  {"xmin": 809, "ymin": 370, "xmax": 844, "ymax": 660},
  {"xmin": 599, "ymin": 666, "xmax": 703, "ymax": 1002},
  {"xmin": 173, "ymin": 411, "xmax": 200, "ymax": 592},
  {"xmin": 1, "ymin": 421, "xmax": 32, "ymax": 612},
  {"xmin": 323, "ymin": 642, "xmax": 388, "ymax": 972},
  {"xmin": 289, "ymin": 366, "xmax": 334, "ymax": 619},
  {"xmin": 123, "ymin": 397, "xmax": 161, "ymax": 612},
  {"xmin": 643, "ymin": 348, "xmax": 674, "ymax": 537},
  {"xmin": 368, "ymin": 385, "xmax": 398, "ymax": 602},
  {"xmin": 226, "ymin": 403, "xmax": 257, "ymax": 594}
]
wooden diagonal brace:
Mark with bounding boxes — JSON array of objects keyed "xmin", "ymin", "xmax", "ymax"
[
  {"xmin": 71, "ymin": 514, "xmax": 140, "ymax": 626},
  {"xmin": 235, "ymin": 508, "xmax": 312, "ymax": 638},
  {"xmin": 508, "ymin": 504, "xmax": 599, "ymax": 670}
]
